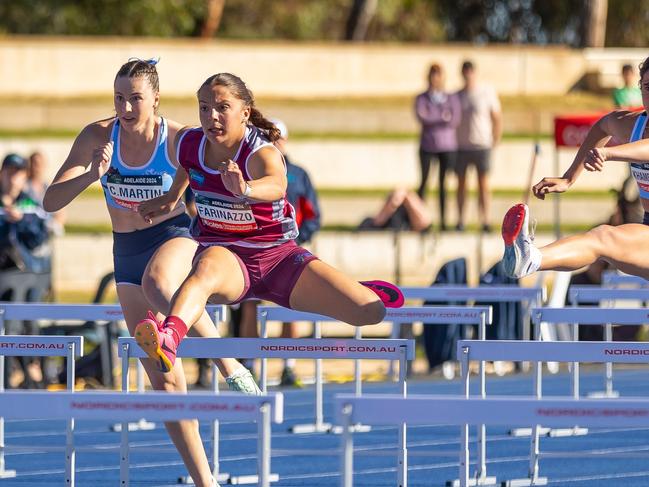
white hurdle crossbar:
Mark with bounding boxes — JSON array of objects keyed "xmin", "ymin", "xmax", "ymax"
[
  {"xmin": 399, "ymin": 286, "xmax": 544, "ymax": 376},
  {"xmin": 458, "ymin": 339, "xmax": 649, "ymax": 486},
  {"xmin": 0, "ymin": 303, "xmax": 226, "ymax": 434},
  {"xmin": 0, "ymin": 335, "xmax": 82, "ymax": 484},
  {"xmin": 568, "ymin": 286, "xmax": 649, "ymax": 398},
  {"xmin": 257, "ymin": 305, "xmax": 493, "ymax": 487},
  {"xmin": 334, "ymin": 394, "xmax": 649, "ymax": 487},
  {"xmin": 119, "ymin": 336, "xmax": 413, "ymax": 486},
  {"xmin": 0, "ymin": 390, "xmax": 282, "ymax": 487},
  {"xmin": 602, "ymin": 271, "xmax": 649, "ymax": 287}
]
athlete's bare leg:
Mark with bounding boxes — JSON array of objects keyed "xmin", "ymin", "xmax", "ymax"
[
  {"xmin": 289, "ymin": 260, "xmax": 385, "ymax": 325},
  {"xmin": 502, "ymin": 204, "xmax": 649, "ymax": 280},
  {"xmin": 142, "ymin": 237, "xmax": 243, "ymax": 377},
  {"xmin": 538, "ymin": 223, "xmax": 649, "ymax": 278},
  {"xmin": 118, "ymin": 285, "xmax": 213, "ymax": 487}
]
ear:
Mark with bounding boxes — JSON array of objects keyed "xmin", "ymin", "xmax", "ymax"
[
  {"xmin": 154, "ymin": 92, "xmax": 160, "ymax": 110},
  {"xmin": 242, "ymin": 105, "xmax": 251, "ymax": 122}
]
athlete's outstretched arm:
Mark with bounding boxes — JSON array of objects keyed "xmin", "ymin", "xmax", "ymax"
[
  {"xmin": 43, "ymin": 123, "xmax": 111, "ymax": 212},
  {"xmin": 220, "ymin": 145, "xmax": 287, "ymax": 201},
  {"xmin": 532, "ymin": 113, "xmax": 614, "ymax": 200},
  {"xmin": 585, "ymin": 138, "xmax": 649, "ymax": 171},
  {"xmin": 138, "ymin": 166, "xmax": 189, "ymax": 223}
]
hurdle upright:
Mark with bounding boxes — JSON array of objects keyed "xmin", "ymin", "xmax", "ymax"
[
  {"xmin": 458, "ymin": 338, "xmax": 649, "ymax": 487},
  {"xmin": 568, "ymin": 285, "xmax": 649, "ymax": 398},
  {"xmin": 258, "ymin": 305, "xmax": 493, "ymax": 487},
  {"xmin": 119, "ymin": 335, "xmax": 414, "ymax": 486}
]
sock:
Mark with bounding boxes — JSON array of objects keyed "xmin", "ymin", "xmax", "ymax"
[
  {"xmin": 284, "ymin": 358, "xmax": 296, "ymax": 369},
  {"xmin": 163, "ymin": 315, "xmax": 188, "ymax": 347}
]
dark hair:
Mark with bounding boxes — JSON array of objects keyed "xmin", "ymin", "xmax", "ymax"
[
  {"xmin": 461, "ymin": 60, "xmax": 475, "ymax": 72},
  {"xmin": 198, "ymin": 73, "xmax": 281, "ymax": 142},
  {"xmin": 428, "ymin": 63, "xmax": 442, "ymax": 78},
  {"xmin": 115, "ymin": 58, "xmax": 159, "ymax": 93},
  {"xmin": 622, "ymin": 64, "xmax": 634, "ymax": 74},
  {"xmin": 638, "ymin": 57, "xmax": 649, "ymax": 82}
]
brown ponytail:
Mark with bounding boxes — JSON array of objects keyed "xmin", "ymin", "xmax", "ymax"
[{"xmin": 198, "ymin": 73, "xmax": 281, "ymax": 142}]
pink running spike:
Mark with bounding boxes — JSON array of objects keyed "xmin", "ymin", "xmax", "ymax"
[{"xmin": 360, "ymin": 280, "xmax": 405, "ymax": 308}]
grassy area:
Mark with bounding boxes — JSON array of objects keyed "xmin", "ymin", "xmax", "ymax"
[
  {"xmin": 75, "ymin": 184, "xmax": 616, "ymax": 201},
  {"xmin": 0, "ymin": 92, "xmax": 614, "ymax": 141}
]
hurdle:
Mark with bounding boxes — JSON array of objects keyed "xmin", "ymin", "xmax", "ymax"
[
  {"xmin": 0, "ymin": 335, "xmax": 82, "ymax": 484},
  {"xmin": 257, "ymin": 305, "xmax": 493, "ymax": 486},
  {"xmin": 568, "ymin": 286, "xmax": 649, "ymax": 398},
  {"xmin": 398, "ymin": 286, "xmax": 545, "ymax": 376},
  {"xmin": 0, "ymin": 303, "xmax": 226, "ymax": 433},
  {"xmin": 119, "ymin": 335, "xmax": 413, "ymax": 486},
  {"xmin": 602, "ymin": 270, "xmax": 649, "ymax": 287},
  {"xmin": 334, "ymin": 394, "xmax": 649, "ymax": 487},
  {"xmin": 0, "ymin": 390, "xmax": 282, "ymax": 487},
  {"xmin": 458, "ymin": 338, "xmax": 649, "ymax": 486}
]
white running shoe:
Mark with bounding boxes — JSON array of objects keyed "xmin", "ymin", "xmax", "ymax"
[
  {"xmin": 502, "ymin": 203, "xmax": 541, "ymax": 278},
  {"xmin": 226, "ymin": 368, "xmax": 262, "ymax": 395}
]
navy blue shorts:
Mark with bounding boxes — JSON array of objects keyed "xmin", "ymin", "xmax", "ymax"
[
  {"xmin": 113, "ymin": 213, "xmax": 193, "ymax": 286},
  {"xmin": 644, "ymin": 212, "xmax": 649, "ymax": 226}
]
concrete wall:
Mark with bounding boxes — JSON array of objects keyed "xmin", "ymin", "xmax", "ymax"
[{"xmin": 1, "ymin": 36, "xmax": 632, "ymax": 98}]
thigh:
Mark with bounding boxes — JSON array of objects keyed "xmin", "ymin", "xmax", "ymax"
[
  {"xmin": 475, "ymin": 149, "xmax": 491, "ymax": 176},
  {"xmin": 597, "ymin": 223, "xmax": 649, "ymax": 279},
  {"xmin": 144, "ymin": 236, "xmax": 198, "ymax": 288},
  {"xmin": 289, "ymin": 259, "xmax": 384, "ymax": 325},
  {"xmin": 193, "ymin": 246, "xmax": 248, "ymax": 304}
]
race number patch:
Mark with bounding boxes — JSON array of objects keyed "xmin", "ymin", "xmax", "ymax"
[
  {"xmin": 631, "ymin": 163, "xmax": 649, "ymax": 197},
  {"xmin": 106, "ymin": 173, "xmax": 168, "ymax": 209},
  {"xmin": 195, "ymin": 194, "xmax": 257, "ymax": 232}
]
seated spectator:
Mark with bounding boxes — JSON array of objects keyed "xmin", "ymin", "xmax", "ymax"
[
  {"xmin": 0, "ymin": 153, "xmax": 52, "ymax": 388},
  {"xmin": 0, "ymin": 153, "xmax": 51, "ymax": 273},
  {"xmin": 358, "ymin": 188, "xmax": 431, "ymax": 232}
]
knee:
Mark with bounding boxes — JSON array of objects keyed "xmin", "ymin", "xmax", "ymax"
[
  {"xmin": 588, "ymin": 224, "xmax": 616, "ymax": 249},
  {"xmin": 141, "ymin": 264, "xmax": 174, "ymax": 304},
  {"xmin": 354, "ymin": 300, "xmax": 386, "ymax": 326}
]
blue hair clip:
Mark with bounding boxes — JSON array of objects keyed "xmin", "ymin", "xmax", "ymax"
[{"xmin": 127, "ymin": 56, "xmax": 160, "ymax": 66}]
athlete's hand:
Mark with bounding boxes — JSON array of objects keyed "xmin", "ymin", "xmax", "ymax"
[
  {"xmin": 584, "ymin": 147, "xmax": 609, "ymax": 172},
  {"xmin": 89, "ymin": 141, "xmax": 113, "ymax": 180},
  {"xmin": 218, "ymin": 159, "xmax": 247, "ymax": 196},
  {"xmin": 532, "ymin": 177, "xmax": 570, "ymax": 200},
  {"xmin": 138, "ymin": 194, "xmax": 175, "ymax": 224}
]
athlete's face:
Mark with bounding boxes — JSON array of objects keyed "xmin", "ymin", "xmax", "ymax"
[
  {"xmin": 198, "ymin": 84, "xmax": 250, "ymax": 145},
  {"xmin": 113, "ymin": 76, "xmax": 159, "ymax": 129}
]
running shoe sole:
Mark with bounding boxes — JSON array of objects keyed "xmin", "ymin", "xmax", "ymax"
[
  {"xmin": 501, "ymin": 204, "xmax": 528, "ymax": 278},
  {"xmin": 134, "ymin": 320, "xmax": 173, "ymax": 373},
  {"xmin": 360, "ymin": 280, "xmax": 405, "ymax": 308}
]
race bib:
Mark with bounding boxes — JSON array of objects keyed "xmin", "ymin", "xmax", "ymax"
[
  {"xmin": 106, "ymin": 173, "xmax": 170, "ymax": 209},
  {"xmin": 631, "ymin": 163, "xmax": 649, "ymax": 197},
  {"xmin": 195, "ymin": 194, "xmax": 258, "ymax": 232}
]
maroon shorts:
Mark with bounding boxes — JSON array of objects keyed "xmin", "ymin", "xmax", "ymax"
[{"xmin": 195, "ymin": 240, "xmax": 318, "ymax": 308}]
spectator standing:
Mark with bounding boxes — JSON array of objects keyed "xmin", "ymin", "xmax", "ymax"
[
  {"xmin": 613, "ymin": 64, "xmax": 642, "ymax": 109},
  {"xmin": 455, "ymin": 60, "xmax": 502, "ymax": 232},
  {"xmin": 414, "ymin": 63, "xmax": 461, "ymax": 231}
]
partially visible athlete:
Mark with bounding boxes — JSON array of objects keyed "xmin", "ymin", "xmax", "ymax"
[
  {"xmin": 134, "ymin": 72, "xmax": 404, "ymax": 374},
  {"xmin": 502, "ymin": 56, "xmax": 649, "ymax": 282}
]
